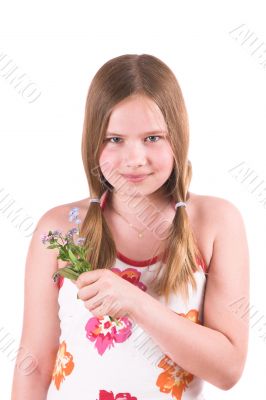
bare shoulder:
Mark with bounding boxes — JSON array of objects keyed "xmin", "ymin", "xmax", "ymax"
[
  {"xmin": 188, "ymin": 192, "xmax": 247, "ymax": 271},
  {"xmin": 189, "ymin": 191, "xmax": 241, "ymax": 210},
  {"xmin": 189, "ymin": 191, "xmax": 245, "ymax": 231},
  {"xmin": 41, "ymin": 197, "xmax": 88, "ymax": 228},
  {"xmin": 39, "ymin": 198, "xmax": 89, "ymax": 266},
  {"xmin": 191, "ymin": 191, "xmax": 250, "ymax": 290}
]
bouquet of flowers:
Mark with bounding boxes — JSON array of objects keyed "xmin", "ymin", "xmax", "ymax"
[
  {"xmin": 41, "ymin": 207, "xmax": 122, "ymax": 324},
  {"xmin": 41, "ymin": 207, "xmax": 92, "ymax": 283}
]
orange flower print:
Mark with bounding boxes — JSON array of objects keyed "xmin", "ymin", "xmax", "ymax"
[
  {"xmin": 52, "ymin": 340, "xmax": 74, "ymax": 390},
  {"xmin": 156, "ymin": 355, "xmax": 194, "ymax": 399},
  {"xmin": 155, "ymin": 309, "xmax": 200, "ymax": 399},
  {"xmin": 111, "ymin": 267, "xmax": 147, "ymax": 291},
  {"xmin": 176, "ymin": 309, "xmax": 200, "ymax": 324}
]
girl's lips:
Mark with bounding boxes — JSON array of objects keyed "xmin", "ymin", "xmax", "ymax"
[
  {"xmin": 122, "ymin": 174, "xmax": 148, "ymax": 178},
  {"xmin": 122, "ymin": 174, "xmax": 151, "ymax": 182}
]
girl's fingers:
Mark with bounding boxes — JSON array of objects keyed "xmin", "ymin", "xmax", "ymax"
[
  {"xmin": 85, "ymin": 292, "xmax": 113, "ymax": 313},
  {"xmin": 77, "ymin": 282, "xmax": 99, "ymax": 301},
  {"xmin": 76, "ymin": 269, "xmax": 105, "ymax": 288}
]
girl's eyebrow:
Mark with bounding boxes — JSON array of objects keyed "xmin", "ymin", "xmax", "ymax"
[{"xmin": 105, "ymin": 130, "xmax": 168, "ymax": 137}]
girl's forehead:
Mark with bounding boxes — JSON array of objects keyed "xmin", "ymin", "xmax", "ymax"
[{"xmin": 107, "ymin": 96, "xmax": 168, "ymax": 134}]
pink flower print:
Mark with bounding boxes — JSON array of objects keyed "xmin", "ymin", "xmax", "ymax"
[
  {"xmin": 85, "ymin": 315, "xmax": 132, "ymax": 355},
  {"xmin": 111, "ymin": 267, "xmax": 147, "ymax": 291},
  {"xmin": 196, "ymin": 254, "xmax": 207, "ymax": 273},
  {"xmin": 98, "ymin": 390, "xmax": 137, "ymax": 399}
]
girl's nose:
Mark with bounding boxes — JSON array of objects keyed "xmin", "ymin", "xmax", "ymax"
[{"xmin": 124, "ymin": 143, "xmax": 147, "ymax": 166}]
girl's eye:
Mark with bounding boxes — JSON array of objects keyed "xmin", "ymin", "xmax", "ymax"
[
  {"xmin": 106, "ymin": 137, "xmax": 122, "ymax": 143},
  {"xmin": 146, "ymin": 135, "xmax": 161, "ymax": 142},
  {"xmin": 105, "ymin": 135, "xmax": 161, "ymax": 144}
]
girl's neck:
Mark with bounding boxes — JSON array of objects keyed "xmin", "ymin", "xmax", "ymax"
[{"xmin": 105, "ymin": 187, "xmax": 175, "ymax": 223}]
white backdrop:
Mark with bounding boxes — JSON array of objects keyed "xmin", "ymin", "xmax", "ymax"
[{"xmin": 1, "ymin": 0, "xmax": 266, "ymax": 398}]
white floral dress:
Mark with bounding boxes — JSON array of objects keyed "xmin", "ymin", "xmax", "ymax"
[{"xmin": 46, "ymin": 192, "xmax": 208, "ymax": 400}]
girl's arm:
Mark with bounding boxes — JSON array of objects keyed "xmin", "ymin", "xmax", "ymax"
[
  {"xmin": 129, "ymin": 198, "xmax": 249, "ymax": 391},
  {"xmin": 11, "ymin": 208, "xmax": 62, "ymax": 399}
]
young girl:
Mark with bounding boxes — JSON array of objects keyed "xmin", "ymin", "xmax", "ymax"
[{"xmin": 11, "ymin": 53, "xmax": 249, "ymax": 400}]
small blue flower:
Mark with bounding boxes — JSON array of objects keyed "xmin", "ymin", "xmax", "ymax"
[
  {"xmin": 69, "ymin": 207, "xmax": 79, "ymax": 222},
  {"xmin": 67, "ymin": 227, "xmax": 78, "ymax": 236},
  {"xmin": 76, "ymin": 237, "xmax": 85, "ymax": 245},
  {"xmin": 52, "ymin": 230, "xmax": 61, "ymax": 237},
  {"xmin": 41, "ymin": 234, "xmax": 48, "ymax": 244}
]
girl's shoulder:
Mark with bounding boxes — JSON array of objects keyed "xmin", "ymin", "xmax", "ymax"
[
  {"xmin": 51, "ymin": 192, "xmax": 240, "ymax": 233},
  {"xmin": 45, "ymin": 198, "xmax": 90, "ymax": 225},
  {"xmin": 188, "ymin": 192, "xmax": 244, "ymax": 270},
  {"xmin": 189, "ymin": 191, "xmax": 241, "ymax": 219},
  {"xmin": 40, "ymin": 199, "xmax": 89, "ymax": 269},
  {"xmin": 51, "ymin": 192, "xmax": 240, "ymax": 236},
  {"xmin": 50, "ymin": 193, "xmax": 242, "ymax": 272}
]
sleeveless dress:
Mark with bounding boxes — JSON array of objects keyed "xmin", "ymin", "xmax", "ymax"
[{"xmin": 46, "ymin": 191, "xmax": 208, "ymax": 400}]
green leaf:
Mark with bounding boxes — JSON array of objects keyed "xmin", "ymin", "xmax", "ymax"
[
  {"xmin": 57, "ymin": 254, "xmax": 70, "ymax": 262},
  {"xmin": 47, "ymin": 244, "xmax": 59, "ymax": 249},
  {"xmin": 57, "ymin": 246, "xmax": 72, "ymax": 262},
  {"xmin": 79, "ymin": 260, "xmax": 91, "ymax": 272},
  {"xmin": 68, "ymin": 248, "xmax": 78, "ymax": 264},
  {"xmin": 74, "ymin": 247, "xmax": 84, "ymax": 258},
  {"xmin": 53, "ymin": 266, "xmax": 80, "ymax": 281}
]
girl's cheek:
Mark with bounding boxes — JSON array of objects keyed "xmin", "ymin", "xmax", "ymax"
[
  {"xmin": 100, "ymin": 152, "xmax": 118, "ymax": 172},
  {"xmin": 99, "ymin": 148, "xmax": 114, "ymax": 165}
]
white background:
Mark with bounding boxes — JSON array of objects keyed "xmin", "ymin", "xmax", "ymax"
[{"xmin": 1, "ymin": 0, "xmax": 266, "ymax": 398}]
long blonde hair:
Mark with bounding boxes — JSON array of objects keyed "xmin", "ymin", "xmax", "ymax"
[{"xmin": 80, "ymin": 53, "xmax": 206, "ymax": 305}]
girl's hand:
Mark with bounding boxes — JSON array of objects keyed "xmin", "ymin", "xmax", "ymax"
[{"xmin": 75, "ymin": 268, "xmax": 141, "ymax": 319}]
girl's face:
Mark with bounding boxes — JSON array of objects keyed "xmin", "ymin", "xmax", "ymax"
[{"xmin": 99, "ymin": 94, "xmax": 175, "ymax": 198}]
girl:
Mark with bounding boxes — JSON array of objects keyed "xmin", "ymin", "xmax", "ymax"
[{"xmin": 11, "ymin": 54, "xmax": 249, "ymax": 400}]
